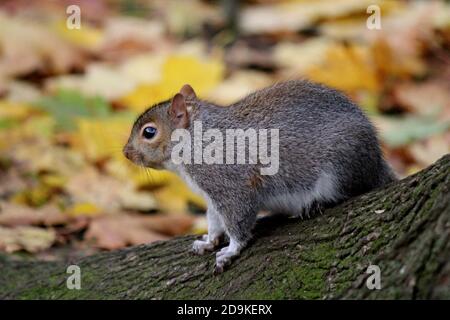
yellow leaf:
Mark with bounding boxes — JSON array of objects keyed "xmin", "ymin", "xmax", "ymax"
[
  {"xmin": 68, "ymin": 202, "xmax": 102, "ymax": 217},
  {"xmin": 41, "ymin": 173, "xmax": 67, "ymax": 189},
  {"xmin": 22, "ymin": 116, "xmax": 56, "ymax": 138},
  {"xmin": 162, "ymin": 55, "xmax": 224, "ymax": 96},
  {"xmin": 119, "ymin": 54, "xmax": 224, "ymax": 112},
  {"xmin": 107, "ymin": 158, "xmax": 207, "ymax": 213},
  {"xmin": 191, "ymin": 216, "xmax": 208, "ymax": 235},
  {"xmin": 105, "ymin": 157, "xmax": 174, "ymax": 187},
  {"xmin": 74, "ymin": 117, "xmax": 133, "ymax": 162},
  {"xmin": 0, "ymin": 100, "xmax": 32, "ymax": 120},
  {"xmin": 11, "ymin": 186, "xmax": 51, "ymax": 207},
  {"xmin": 119, "ymin": 83, "xmax": 173, "ymax": 112},
  {"xmin": 307, "ymin": 43, "xmax": 379, "ymax": 93},
  {"xmin": 153, "ymin": 175, "xmax": 206, "ymax": 213},
  {"xmin": 52, "ymin": 20, "xmax": 103, "ymax": 48}
]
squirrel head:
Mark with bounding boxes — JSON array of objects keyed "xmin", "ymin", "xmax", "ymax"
[{"xmin": 123, "ymin": 84, "xmax": 197, "ymax": 169}]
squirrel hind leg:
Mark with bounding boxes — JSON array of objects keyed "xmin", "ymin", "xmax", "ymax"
[
  {"xmin": 214, "ymin": 237, "xmax": 244, "ymax": 274},
  {"xmin": 298, "ymin": 201, "xmax": 325, "ymax": 218},
  {"xmin": 213, "ymin": 205, "xmax": 257, "ymax": 274}
]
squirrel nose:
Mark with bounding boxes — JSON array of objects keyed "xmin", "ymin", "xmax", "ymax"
[{"xmin": 123, "ymin": 145, "xmax": 133, "ymax": 160}]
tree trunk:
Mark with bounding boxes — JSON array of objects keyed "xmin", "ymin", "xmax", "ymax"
[{"xmin": 1, "ymin": 155, "xmax": 449, "ymax": 300}]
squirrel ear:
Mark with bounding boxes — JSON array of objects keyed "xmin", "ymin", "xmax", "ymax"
[
  {"xmin": 179, "ymin": 84, "xmax": 196, "ymax": 99},
  {"xmin": 169, "ymin": 93, "xmax": 189, "ymax": 128}
]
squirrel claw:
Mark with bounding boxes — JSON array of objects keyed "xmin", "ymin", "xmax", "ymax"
[
  {"xmin": 214, "ymin": 256, "xmax": 231, "ymax": 274},
  {"xmin": 213, "ymin": 264, "xmax": 224, "ymax": 275}
]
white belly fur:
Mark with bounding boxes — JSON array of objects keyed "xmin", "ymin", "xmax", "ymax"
[{"xmin": 264, "ymin": 171, "xmax": 340, "ymax": 217}]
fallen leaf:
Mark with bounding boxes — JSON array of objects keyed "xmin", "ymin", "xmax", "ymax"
[
  {"xmin": 46, "ymin": 64, "xmax": 138, "ymax": 102},
  {"xmin": 33, "ymin": 89, "xmax": 112, "ymax": 131},
  {"xmin": 0, "ymin": 202, "xmax": 67, "ymax": 227},
  {"xmin": 207, "ymin": 70, "xmax": 273, "ymax": 105},
  {"xmin": 393, "ymin": 81, "xmax": 450, "ymax": 117},
  {"xmin": 119, "ymin": 54, "xmax": 224, "ymax": 112},
  {"xmin": 0, "ymin": 13, "xmax": 85, "ymax": 78},
  {"xmin": 153, "ymin": 175, "xmax": 206, "ymax": 213},
  {"xmin": 0, "ymin": 225, "xmax": 56, "ymax": 253},
  {"xmin": 99, "ymin": 16, "xmax": 166, "ymax": 61},
  {"xmin": 52, "ymin": 20, "xmax": 103, "ymax": 49},
  {"xmin": 73, "ymin": 115, "xmax": 133, "ymax": 162},
  {"xmin": 274, "ymin": 38, "xmax": 333, "ymax": 76},
  {"xmin": 84, "ymin": 214, "xmax": 187, "ymax": 249},
  {"xmin": 307, "ymin": 43, "xmax": 379, "ymax": 93},
  {"xmin": 240, "ymin": 0, "xmax": 382, "ymax": 35},
  {"xmin": 2, "ymin": 80, "xmax": 43, "ymax": 104},
  {"xmin": 65, "ymin": 167, "xmax": 157, "ymax": 213},
  {"xmin": 13, "ymin": 139, "xmax": 86, "ymax": 176},
  {"xmin": 67, "ymin": 202, "xmax": 102, "ymax": 218},
  {"xmin": 409, "ymin": 133, "xmax": 450, "ymax": 167}
]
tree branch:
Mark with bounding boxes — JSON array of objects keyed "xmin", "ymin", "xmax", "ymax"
[{"xmin": 1, "ymin": 154, "xmax": 449, "ymax": 299}]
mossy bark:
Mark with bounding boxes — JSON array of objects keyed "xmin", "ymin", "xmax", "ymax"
[{"xmin": 1, "ymin": 155, "xmax": 449, "ymax": 299}]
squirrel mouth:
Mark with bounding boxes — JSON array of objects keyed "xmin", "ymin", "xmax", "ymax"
[
  {"xmin": 125, "ymin": 152, "xmax": 164, "ymax": 170},
  {"xmin": 144, "ymin": 161, "xmax": 164, "ymax": 170},
  {"xmin": 123, "ymin": 151, "xmax": 145, "ymax": 167}
]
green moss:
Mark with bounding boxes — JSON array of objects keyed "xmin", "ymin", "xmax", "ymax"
[{"xmin": 236, "ymin": 243, "xmax": 337, "ymax": 299}]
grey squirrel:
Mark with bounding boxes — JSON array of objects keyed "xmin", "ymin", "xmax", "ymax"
[{"xmin": 123, "ymin": 80, "xmax": 396, "ymax": 273}]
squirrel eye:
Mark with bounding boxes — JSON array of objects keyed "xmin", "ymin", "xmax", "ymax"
[{"xmin": 142, "ymin": 126, "xmax": 157, "ymax": 139}]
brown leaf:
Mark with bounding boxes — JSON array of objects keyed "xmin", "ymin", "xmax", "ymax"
[
  {"xmin": 98, "ymin": 17, "xmax": 166, "ymax": 61},
  {"xmin": 139, "ymin": 214, "xmax": 197, "ymax": 236},
  {"xmin": 409, "ymin": 133, "xmax": 450, "ymax": 168},
  {"xmin": 393, "ymin": 81, "xmax": 450, "ymax": 117},
  {"xmin": 0, "ymin": 13, "xmax": 86, "ymax": 79},
  {"xmin": 85, "ymin": 214, "xmax": 175, "ymax": 250},
  {"xmin": 66, "ymin": 167, "xmax": 156, "ymax": 213},
  {"xmin": 0, "ymin": 202, "xmax": 68, "ymax": 227}
]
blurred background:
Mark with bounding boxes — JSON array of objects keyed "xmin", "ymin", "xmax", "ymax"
[{"xmin": 0, "ymin": 0, "xmax": 449, "ymax": 260}]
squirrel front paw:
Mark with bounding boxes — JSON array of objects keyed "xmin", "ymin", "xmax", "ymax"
[{"xmin": 192, "ymin": 235, "xmax": 215, "ymax": 255}]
